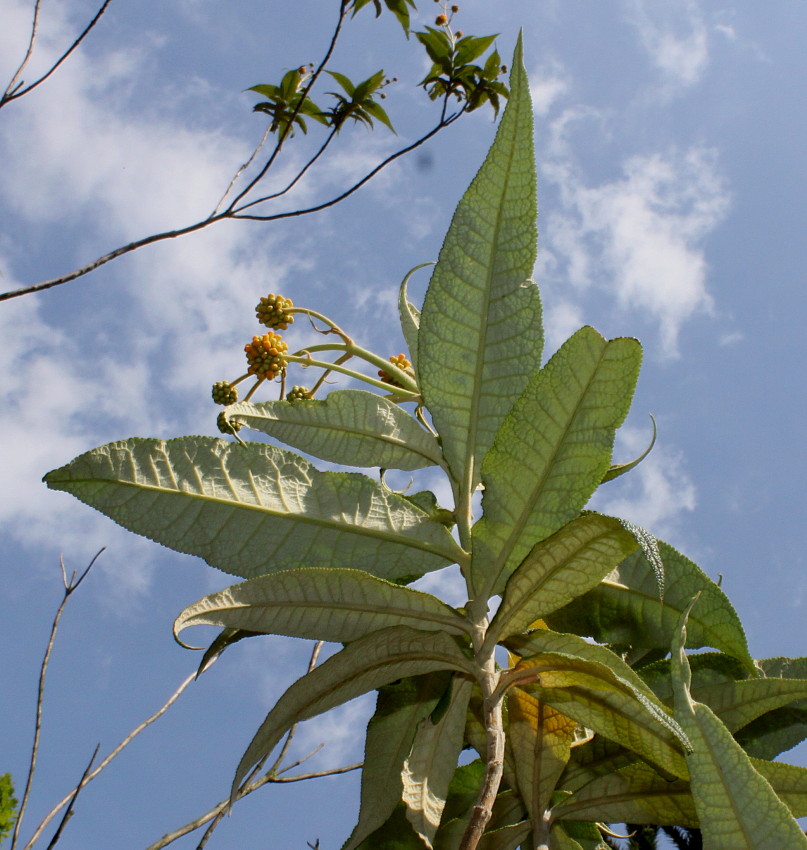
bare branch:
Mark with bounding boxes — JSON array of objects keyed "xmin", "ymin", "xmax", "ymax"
[
  {"xmin": 10, "ymin": 550, "xmax": 104, "ymax": 850},
  {"xmin": 1, "ymin": 0, "xmax": 114, "ymax": 108},
  {"xmin": 43, "ymin": 745, "xmax": 99, "ymax": 850},
  {"xmin": 21, "ymin": 668, "xmax": 199, "ymax": 850}
]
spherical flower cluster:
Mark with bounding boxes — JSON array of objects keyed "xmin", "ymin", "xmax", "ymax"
[
  {"xmin": 286, "ymin": 385, "xmax": 311, "ymax": 402},
  {"xmin": 211, "ymin": 380, "xmax": 239, "ymax": 406},
  {"xmin": 256, "ymin": 293, "xmax": 294, "ymax": 330},
  {"xmin": 217, "ymin": 411, "xmax": 242, "ymax": 435},
  {"xmin": 379, "ymin": 353, "xmax": 413, "ymax": 387},
  {"xmin": 245, "ymin": 332, "xmax": 289, "ymax": 379},
  {"xmin": 435, "ymin": 13, "xmax": 448, "ymax": 25}
]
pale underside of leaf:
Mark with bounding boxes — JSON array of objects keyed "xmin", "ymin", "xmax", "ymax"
[
  {"xmin": 174, "ymin": 567, "xmax": 470, "ymax": 646},
  {"xmin": 671, "ymin": 604, "xmax": 807, "ymax": 849},
  {"xmin": 227, "ymin": 389, "xmax": 443, "ymax": 470},
  {"xmin": 487, "ymin": 513, "xmax": 638, "ymax": 648},
  {"xmin": 44, "ymin": 436, "xmax": 461, "ymax": 580},
  {"xmin": 232, "ymin": 625, "xmax": 475, "ymax": 798},
  {"xmin": 398, "ymin": 262, "xmax": 430, "ymax": 372},
  {"xmin": 402, "ymin": 678, "xmax": 473, "ymax": 848},
  {"xmin": 545, "ymin": 539, "xmax": 755, "ymax": 672},
  {"xmin": 417, "ymin": 36, "xmax": 543, "ymax": 491},
  {"xmin": 472, "ymin": 327, "xmax": 642, "ymax": 598}
]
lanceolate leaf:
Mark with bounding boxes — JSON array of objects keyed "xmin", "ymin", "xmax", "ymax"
[
  {"xmin": 472, "ymin": 328, "xmax": 642, "ymax": 597},
  {"xmin": 545, "ymin": 540, "xmax": 755, "ymax": 672},
  {"xmin": 227, "ymin": 390, "xmax": 443, "ymax": 470},
  {"xmin": 44, "ymin": 437, "xmax": 462, "ymax": 581},
  {"xmin": 752, "ymin": 758, "xmax": 807, "ymax": 818},
  {"xmin": 508, "ymin": 686, "xmax": 577, "ymax": 825},
  {"xmin": 417, "ymin": 36, "xmax": 543, "ymax": 491},
  {"xmin": 232, "ymin": 626, "xmax": 475, "ymax": 797},
  {"xmin": 402, "ymin": 678, "xmax": 473, "ymax": 848},
  {"xmin": 601, "ymin": 414, "xmax": 656, "ymax": 483},
  {"xmin": 344, "ymin": 673, "xmax": 453, "ymax": 850},
  {"xmin": 671, "ymin": 602, "xmax": 807, "ymax": 849},
  {"xmin": 551, "ymin": 761, "xmax": 697, "ymax": 827},
  {"xmin": 174, "ymin": 567, "xmax": 470, "ymax": 646},
  {"xmin": 486, "ymin": 514, "xmax": 639, "ymax": 649}
]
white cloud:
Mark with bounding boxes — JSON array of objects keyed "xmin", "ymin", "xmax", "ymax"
[
  {"xmin": 624, "ymin": 0, "xmax": 709, "ymax": 89},
  {"xmin": 543, "ymin": 146, "xmax": 729, "ymax": 357},
  {"xmin": 529, "ymin": 61, "xmax": 569, "ymax": 117}
]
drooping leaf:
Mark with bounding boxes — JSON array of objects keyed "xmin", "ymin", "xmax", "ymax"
[
  {"xmin": 486, "ymin": 514, "xmax": 639, "ymax": 648},
  {"xmin": 44, "ymin": 437, "xmax": 462, "ymax": 581},
  {"xmin": 417, "ymin": 36, "xmax": 543, "ymax": 492},
  {"xmin": 402, "ymin": 678, "xmax": 472, "ymax": 847},
  {"xmin": 232, "ymin": 625, "xmax": 474, "ymax": 798},
  {"xmin": 344, "ymin": 673, "xmax": 453, "ymax": 850},
  {"xmin": 670, "ymin": 599, "xmax": 807, "ymax": 849},
  {"xmin": 227, "ymin": 390, "xmax": 443, "ymax": 470},
  {"xmin": 196, "ymin": 627, "xmax": 261, "ymax": 675},
  {"xmin": 508, "ymin": 686, "xmax": 577, "ymax": 826},
  {"xmin": 472, "ymin": 327, "xmax": 642, "ymax": 597},
  {"xmin": 552, "ymin": 761, "xmax": 697, "ymax": 828},
  {"xmin": 601, "ymin": 414, "xmax": 656, "ymax": 483},
  {"xmin": 545, "ymin": 539, "xmax": 755, "ymax": 672},
  {"xmin": 504, "ymin": 653, "xmax": 690, "ymax": 780},
  {"xmin": 175, "ymin": 568, "xmax": 470, "ymax": 646}
]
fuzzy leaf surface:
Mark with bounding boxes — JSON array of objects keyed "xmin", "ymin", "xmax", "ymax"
[
  {"xmin": 44, "ymin": 437, "xmax": 461, "ymax": 580},
  {"xmin": 671, "ymin": 604, "xmax": 807, "ymax": 849},
  {"xmin": 227, "ymin": 390, "xmax": 442, "ymax": 470},
  {"xmin": 175, "ymin": 568, "xmax": 469, "ymax": 645},
  {"xmin": 546, "ymin": 539, "xmax": 754, "ymax": 671},
  {"xmin": 344, "ymin": 673, "xmax": 452, "ymax": 850},
  {"xmin": 752, "ymin": 758, "xmax": 807, "ymax": 818},
  {"xmin": 473, "ymin": 328, "xmax": 642, "ymax": 596},
  {"xmin": 552, "ymin": 761, "xmax": 697, "ymax": 827},
  {"xmin": 509, "ymin": 686, "xmax": 577, "ymax": 824},
  {"xmin": 506, "ymin": 653, "xmax": 690, "ymax": 780},
  {"xmin": 402, "ymin": 678, "xmax": 472, "ymax": 847},
  {"xmin": 232, "ymin": 626, "xmax": 474, "ymax": 796},
  {"xmin": 417, "ymin": 37, "xmax": 542, "ymax": 490},
  {"xmin": 487, "ymin": 514, "xmax": 638, "ymax": 648}
]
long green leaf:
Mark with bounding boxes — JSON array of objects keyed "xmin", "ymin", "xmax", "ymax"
[
  {"xmin": 44, "ymin": 437, "xmax": 462, "ymax": 580},
  {"xmin": 552, "ymin": 761, "xmax": 698, "ymax": 827},
  {"xmin": 417, "ymin": 35, "xmax": 543, "ymax": 491},
  {"xmin": 232, "ymin": 626, "xmax": 475, "ymax": 797},
  {"xmin": 486, "ymin": 514, "xmax": 638, "ymax": 649},
  {"xmin": 546, "ymin": 539, "xmax": 755, "ymax": 671},
  {"xmin": 671, "ymin": 601, "xmax": 807, "ymax": 849},
  {"xmin": 398, "ymin": 263, "xmax": 429, "ymax": 372},
  {"xmin": 752, "ymin": 758, "xmax": 807, "ymax": 818},
  {"xmin": 227, "ymin": 390, "xmax": 443, "ymax": 470},
  {"xmin": 344, "ymin": 673, "xmax": 453, "ymax": 850},
  {"xmin": 473, "ymin": 328, "xmax": 642, "ymax": 597},
  {"xmin": 504, "ymin": 653, "xmax": 690, "ymax": 780},
  {"xmin": 175, "ymin": 568, "xmax": 469, "ymax": 646},
  {"xmin": 402, "ymin": 678, "xmax": 472, "ymax": 848}
]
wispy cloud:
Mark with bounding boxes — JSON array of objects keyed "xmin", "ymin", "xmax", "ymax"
[
  {"xmin": 542, "ymin": 143, "xmax": 730, "ymax": 357},
  {"xmin": 624, "ymin": 0, "xmax": 709, "ymax": 90}
]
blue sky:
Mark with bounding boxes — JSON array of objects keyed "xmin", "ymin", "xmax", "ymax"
[{"xmin": 1, "ymin": 1, "xmax": 805, "ymax": 847}]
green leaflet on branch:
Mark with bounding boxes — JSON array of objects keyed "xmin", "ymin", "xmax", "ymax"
[
  {"xmin": 174, "ymin": 567, "xmax": 470, "ymax": 646},
  {"xmin": 44, "ymin": 437, "xmax": 463, "ymax": 581},
  {"xmin": 231, "ymin": 625, "xmax": 475, "ymax": 802},
  {"xmin": 227, "ymin": 389, "xmax": 443, "ymax": 470},
  {"xmin": 472, "ymin": 328, "xmax": 642, "ymax": 598},
  {"xmin": 397, "ymin": 262, "xmax": 430, "ymax": 372},
  {"xmin": 670, "ymin": 599, "xmax": 807, "ymax": 849},
  {"xmin": 601, "ymin": 413, "xmax": 657, "ymax": 483},
  {"xmin": 417, "ymin": 34, "xmax": 542, "ymax": 494}
]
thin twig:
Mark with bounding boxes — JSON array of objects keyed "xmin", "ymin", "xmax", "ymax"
[
  {"xmin": 10, "ymin": 549, "xmax": 104, "ymax": 850},
  {"xmin": 43, "ymin": 745, "xmax": 100, "ymax": 850},
  {"xmin": 21, "ymin": 668, "xmax": 199, "ymax": 850},
  {"xmin": 1, "ymin": 0, "xmax": 114, "ymax": 108},
  {"xmin": 211, "ymin": 123, "xmax": 273, "ymax": 216}
]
